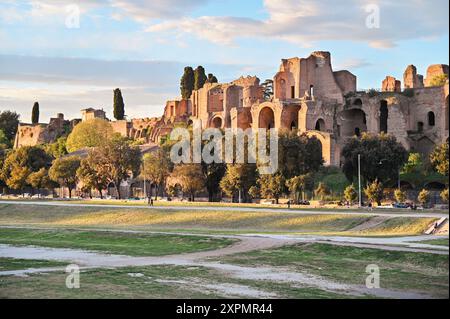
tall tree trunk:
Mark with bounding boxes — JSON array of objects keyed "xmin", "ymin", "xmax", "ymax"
[
  {"xmin": 115, "ymin": 181, "xmax": 121, "ymax": 200},
  {"xmin": 68, "ymin": 187, "xmax": 72, "ymax": 199}
]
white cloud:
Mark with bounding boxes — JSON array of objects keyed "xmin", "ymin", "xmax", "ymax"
[{"xmin": 146, "ymin": 0, "xmax": 449, "ymax": 48}]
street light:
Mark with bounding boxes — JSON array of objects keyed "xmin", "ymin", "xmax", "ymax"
[
  {"xmin": 358, "ymin": 154, "xmax": 362, "ymax": 207},
  {"xmin": 378, "ymin": 158, "xmax": 401, "ymax": 189}
]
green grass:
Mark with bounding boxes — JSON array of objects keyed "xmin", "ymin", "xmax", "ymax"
[
  {"xmin": 0, "ymin": 204, "xmax": 438, "ymax": 236},
  {"xmin": 0, "ymin": 258, "xmax": 67, "ymax": 271},
  {"xmin": 218, "ymin": 243, "xmax": 449, "ymax": 298},
  {"xmin": 0, "ymin": 228, "xmax": 236, "ymax": 256},
  {"xmin": 0, "ymin": 265, "xmax": 354, "ymax": 299}
]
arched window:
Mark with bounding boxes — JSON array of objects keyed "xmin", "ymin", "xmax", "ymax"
[
  {"xmin": 315, "ymin": 118, "xmax": 325, "ymax": 131},
  {"xmin": 428, "ymin": 111, "xmax": 435, "ymax": 126}
]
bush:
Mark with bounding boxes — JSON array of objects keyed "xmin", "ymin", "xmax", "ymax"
[
  {"xmin": 417, "ymin": 189, "xmax": 430, "ymax": 206},
  {"xmin": 364, "ymin": 180, "xmax": 384, "ymax": 206},
  {"xmin": 441, "ymin": 189, "xmax": 449, "ymax": 204},
  {"xmin": 394, "ymin": 189, "xmax": 407, "ymax": 203}
]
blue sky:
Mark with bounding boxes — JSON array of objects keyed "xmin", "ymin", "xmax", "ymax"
[{"xmin": 0, "ymin": 0, "xmax": 448, "ymax": 122}]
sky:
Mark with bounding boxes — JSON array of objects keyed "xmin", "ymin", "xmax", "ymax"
[{"xmin": 0, "ymin": 0, "xmax": 448, "ymax": 123}]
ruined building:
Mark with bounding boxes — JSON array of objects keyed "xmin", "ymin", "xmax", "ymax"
[
  {"xmin": 165, "ymin": 51, "xmax": 449, "ymax": 166},
  {"xmin": 14, "ymin": 51, "xmax": 449, "ymax": 168}
]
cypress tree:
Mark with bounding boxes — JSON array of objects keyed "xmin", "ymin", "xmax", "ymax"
[
  {"xmin": 113, "ymin": 88, "xmax": 125, "ymax": 120},
  {"xmin": 32, "ymin": 102, "xmax": 39, "ymax": 124},
  {"xmin": 180, "ymin": 67, "xmax": 195, "ymax": 99},
  {"xmin": 194, "ymin": 66, "xmax": 207, "ymax": 90}
]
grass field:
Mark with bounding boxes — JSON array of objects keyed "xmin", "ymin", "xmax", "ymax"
[
  {"xmin": 0, "ymin": 257, "xmax": 67, "ymax": 271},
  {"xmin": 0, "ymin": 228, "xmax": 235, "ymax": 256},
  {"xmin": 217, "ymin": 243, "xmax": 449, "ymax": 298},
  {"xmin": 0, "ymin": 264, "xmax": 353, "ymax": 299},
  {"xmin": 1, "ymin": 243, "xmax": 448, "ymax": 299},
  {"xmin": 0, "ymin": 204, "xmax": 439, "ymax": 236}
]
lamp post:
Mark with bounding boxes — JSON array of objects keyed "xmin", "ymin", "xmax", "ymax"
[{"xmin": 358, "ymin": 154, "xmax": 362, "ymax": 207}]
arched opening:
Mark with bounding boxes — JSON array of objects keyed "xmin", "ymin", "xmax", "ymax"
[
  {"xmin": 211, "ymin": 117, "xmax": 222, "ymax": 128},
  {"xmin": 424, "ymin": 182, "xmax": 446, "ymax": 191},
  {"xmin": 353, "ymin": 98, "xmax": 362, "ymax": 106},
  {"xmin": 428, "ymin": 111, "xmax": 435, "ymax": 126},
  {"xmin": 315, "ymin": 118, "xmax": 325, "ymax": 131},
  {"xmin": 258, "ymin": 107, "xmax": 275, "ymax": 130},
  {"xmin": 380, "ymin": 100, "xmax": 388, "ymax": 133},
  {"xmin": 339, "ymin": 109, "xmax": 367, "ymax": 137},
  {"xmin": 170, "ymin": 105, "xmax": 175, "ymax": 117},
  {"xmin": 291, "ymin": 86, "xmax": 295, "ymax": 99},
  {"xmin": 417, "ymin": 121, "xmax": 424, "ymax": 133},
  {"xmin": 290, "ymin": 121, "xmax": 297, "ymax": 131}
]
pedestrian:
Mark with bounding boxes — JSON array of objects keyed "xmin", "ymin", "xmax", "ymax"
[
  {"xmin": 150, "ymin": 198, "xmax": 154, "ymax": 206},
  {"xmin": 287, "ymin": 199, "xmax": 291, "ymax": 209}
]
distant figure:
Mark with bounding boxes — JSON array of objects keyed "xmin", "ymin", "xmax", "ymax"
[
  {"xmin": 150, "ymin": 198, "xmax": 154, "ymax": 206},
  {"xmin": 368, "ymin": 202, "xmax": 373, "ymax": 211},
  {"xmin": 287, "ymin": 200, "xmax": 291, "ymax": 209}
]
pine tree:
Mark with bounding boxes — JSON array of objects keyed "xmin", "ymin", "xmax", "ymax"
[
  {"xmin": 207, "ymin": 73, "xmax": 218, "ymax": 84},
  {"xmin": 180, "ymin": 67, "xmax": 195, "ymax": 99},
  {"xmin": 194, "ymin": 66, "xmax": 207, "ymax": 90},
  {"xmin": 113, "ymin": 88, "xmax": 125, "ymax": 120},
  {"xmin": 31, "ymin": 102, "xmax": 39, "ymax": 124}
]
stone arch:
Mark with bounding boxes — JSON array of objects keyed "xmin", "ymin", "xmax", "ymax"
[
  {"xmin": 424, "ymin": 181, "xmax": 446, "ymax": 191},
  {"xmin": 315, "ymin": 118, "xmax": 326, "ymax": 131},
  {"xmin": 305, "ymin": 131, "xmax": 332, "ymax": 166},
  {"xmin": 259, "ymin": 107, "xmax": 275, "ymax": 130},
  {"xmin": 428, "ymin": 111, "xmax": 435, "ymax": 127},
  {"xmin": 338, "ymin": 109, "xmax": 367, "ymax": 137},
  {"xmin": 353, "ymin": 98, "xmax": 363, "ymax": 106},
  {"xmin": 380, "ymin": 100, "xmax": 388, "ymax": 133},
  {"xmin": 281, "ymin": 105, "xmax": 301, "ymax": 130}
]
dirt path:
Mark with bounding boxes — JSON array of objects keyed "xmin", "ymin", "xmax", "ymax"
[{"xmin": 0, "ymin": 243, "xmax": 433, "ymax": 299}]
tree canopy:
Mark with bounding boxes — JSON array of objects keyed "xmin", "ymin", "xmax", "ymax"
[
  {"xmin": 87, "ymin": 134, "xmax": 141, "ymax": 199},
  {"xmin": 49, "ymin": 156, "xmax": 81, "ymax": 198},
  {"xmin": 430, "ymin": 141, "xmax": 449, "ymax": 176},
  {"xmin": 66, "ymin": 118, "xmax": 113, "ymax": 152},
  {"xmin": 342, "ymin": 133, "xmax": 408, "ymax": 185},
  {"xmin": 0, "ymin": 110, "xmax": 20, "ymax": 142},
  {"xmin": 1, "ymin": 146, "xmax": 52, "ymax": 191}
]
